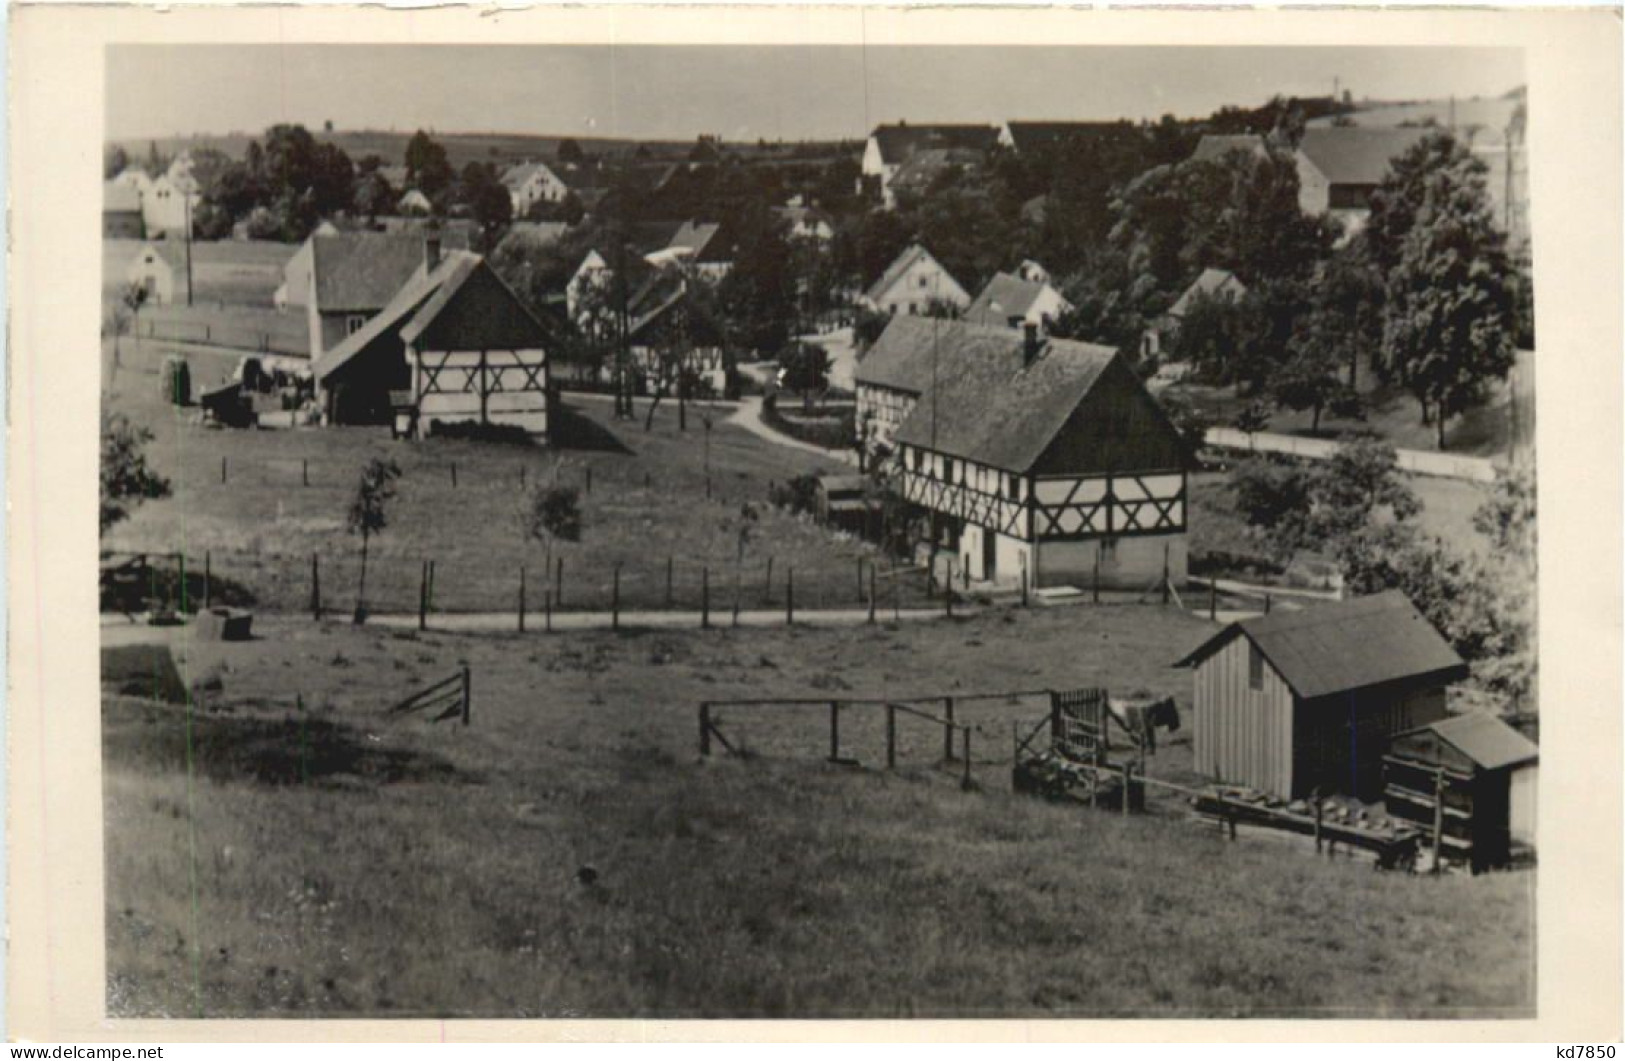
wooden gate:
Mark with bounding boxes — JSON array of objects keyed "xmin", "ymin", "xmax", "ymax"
[{"xmin": 1050, "ymin": 688, "xmax": 1110, "ymax": 765}]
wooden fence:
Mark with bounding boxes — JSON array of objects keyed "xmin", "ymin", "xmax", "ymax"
[{"xmin": 387, "ymin": 664, "xmax": 472, "ymax": 726}]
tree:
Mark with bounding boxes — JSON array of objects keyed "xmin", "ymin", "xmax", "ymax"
[
  {"xmin": 1380, "ymin": 146, "xmax": 1517, "ymax": 448},
  {"xmin": 557, "ymin": 138, "xmax": 584, "ymax": 165},
  {"xmin": 101, "ymin": 411, "xmax": 171, "ymax": 534},
  {"xmin": 1229, "ymin": 439, "xmax": 1420, "ymax": 562},
  {"xmin": 105, "ymin": 144, "xmax": 130, "ymax": 180},
  {"xmin": 1232, "ymin": 399, "xmax": 1270, "ymax": 437},
  {"xmin": 405, "ymin": 130, "xmax": 454, "ymax": 198},
  {"xmin": 778, "ymin": 341, "xmax": 831, "ymax": 409},
  {"xmin": 1473, "ymin": 463, "xmax": 1536, "ymax": 555},
  {"xmin": 1168, "ymin": 289, "xmax": 1246, "ymax": 383},
  {"xmin": 519, "ymin": 463, "xmax": 583, "ymax": 608},
  {"xmin": 346, "ymin": 458, "xmax": 401, "ymax": 623},
  {"xmin": 310, "ymin": 141, "xmax": 357, "ymax": 217},
  {"xmin": 1271, "ymin": 341, "xmax": 1356, "ymax": 434},
  {"xmin": 457, "ymin": 161, "xmax": 514, "ymax": 248},
  {"xmin": 121, "ymin": 282, "xmax": 150, "ymax": 354},
  {"xmin": 353, "ymin": 170, "xmax": 395, "ymax": 221}
]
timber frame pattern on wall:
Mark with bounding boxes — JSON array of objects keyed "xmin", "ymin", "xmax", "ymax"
[{"xmin": 896, "ymin": 449, "xmax": 1185, "ymax": 544}]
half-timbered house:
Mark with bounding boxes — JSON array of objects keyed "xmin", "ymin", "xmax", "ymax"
[
  {"xmin": 864, "ymin": 315, "xmax": 1189, "ymax": 590},
  {"xmin": 312, "ymin": 236, "xmax": 551, "ymax": 438},
  {"xmin": 1175, "ymin": 592, "xmax": 1468, "ymax": 801}
]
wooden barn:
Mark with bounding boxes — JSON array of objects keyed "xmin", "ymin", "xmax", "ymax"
[
  {"xmin": 313, "ymin": 237, "xmax": 551, "ymax": 438},
  {"xmin": 1384, "ymin": 712, "xmax": 1538, "ymax": 871},
  {"xmin": 1175, "ymin": 592, "xmax": 1469, "ymax": 801},
  {"xmin": 864, "ymin": 316, "xmax": 1189, "ymax": 590}
]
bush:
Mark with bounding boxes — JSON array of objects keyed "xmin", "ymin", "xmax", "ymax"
[
  {"xmin": 768, "ymin": 474, "xmax": 822, "ymax": 516},
  {"xmin": 759, "ymin": 400, "xmax": 855, "ymax": 451},
  {"xmin": 425, "ymin": 420, "xmax": 537, "ymax": 446}
]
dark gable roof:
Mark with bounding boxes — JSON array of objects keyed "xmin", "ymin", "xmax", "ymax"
[
  {"xmin": 312, "ymin": 252, "xmax": 467, "ymax": 382},
  {"xmin": 1297, "ymin": 127, "xmax": 1432, "ymax": 187},
  {"xmin": 104, "ymin": 181, "xmax": 143, "ymax": 214},
  {"xmin": 964, "ymin": 272, "xmax": 1050, "ymax": 327},
  {"xmin": 877, "ymin": 317, "xmax": 1117, "ymax": 473},
  {"xmin": 1408, "ymin": 712, "xmax": 1538, "ymax": 772},
  {"xmin": 312, "ymin": 233, "xmax": 428, "ymax": 313},
  {"xmin": 1175, "ymin": 591, "xmax": 1469, "ymax": 700},
  {"xmin": 863, "ymin": 243, "xmax": 962, "ymax": 305},
  {"xmin": 1168, "ymin": 268, "xmax": 1245, "ymax": 317},
  {"xmin": 871, "ymin": 123, "xmax": 1000, "ymax": 166},
  {"xmin": 890, "ymin": 147, "xmax": 982, "ymax": 193}
]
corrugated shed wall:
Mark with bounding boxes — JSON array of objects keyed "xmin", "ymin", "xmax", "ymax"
[{"xmin": 1193, "ymin": 635, "xmax": 1295, "ymax": 799}]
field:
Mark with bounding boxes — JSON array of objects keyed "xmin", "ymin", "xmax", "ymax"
[
  {"xmin": 103, "ymin": 338, "xmax": 927, "ymax": 616},
  {"xmin": 104, "ymin": 604, "xmax": 1535, "ymax": 1018}
]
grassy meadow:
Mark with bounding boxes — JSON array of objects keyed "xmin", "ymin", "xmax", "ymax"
[{"xmin": 104, "ymin": 604, "xmax": 1534, "ymax": 1018}]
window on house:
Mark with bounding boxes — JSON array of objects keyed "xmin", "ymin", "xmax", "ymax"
[
  {"xmin": 908, "ymin": 303, "xmax": 917, "ymax": 315},
  {"xmin": 1008, "ymin": 476, "xmax": 1021, "ymax": 501},
  {"xmin": 918, "ymin": 275, "xmax": 930, "ymax": 288},
  {"xmin": 346, "ymin": 315, "xmax": 367, "ymax": 335},
  {"xmin": 944, "ymin": 458, "xmax": 955, "ymax": 484},
  {"xmin": 1248, "ymin": 642, "xmax": 1264, "ymax": 690}
]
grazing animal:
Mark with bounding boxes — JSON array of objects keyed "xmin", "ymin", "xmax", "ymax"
[{"xmin": 1107, "ymin": 696, "xmax": 1181, "ymax": 754}]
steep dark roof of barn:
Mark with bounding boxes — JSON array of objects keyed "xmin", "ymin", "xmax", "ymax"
[
  {"xmin": 312, "ymin": 233, "xmax": 428, "ymax": 313},
  {"xmin": 1175, "ymin": 591, "xmax": 1469, "ymax": 700},
  {"xmin": 870, "ymin": 123, "xmax": 1000, "ymax": 165}
]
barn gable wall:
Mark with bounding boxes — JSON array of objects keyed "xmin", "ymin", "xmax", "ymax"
[
  {"xmin": 415, "ymin": 266, "xmax": 550, "ymax": 353},
  {"xmin": 1031, "ymin": 357, "xmax": 1186, "ymax": 476},
  {"xmin": 1193, "ymin": 634, "xmax": 1295, "ymax": 799}
]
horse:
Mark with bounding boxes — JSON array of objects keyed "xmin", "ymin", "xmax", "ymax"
[{"xmin": 1106, "ymin": 696, "xmax": 1181, "ymax": 755}]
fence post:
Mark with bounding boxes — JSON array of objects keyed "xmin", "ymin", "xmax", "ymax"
[
  {"xmin": 786, "ymin": 567, "xmax": 794, "ymax": 625},
  {"xmin": 460, "ymin": 663, "xmax": 471, "ymax": 727},
  {"xmin": 961, "ymin": 727, "xmax": 972, "ymax": 790},
  {"xmin": 892, "ymin": 564, "xmax": 900, "ymax": 623},
  {"xmin": 418, "ymin": 561, "xmax": 429, "ymax": 631},
  {"xmin": 1431, "ymin": 767, "xmax": 1445, "ymax": 875},
  {"xmin": 944, "ymin": 562, "xmax": 953, "ymax": 618},
  {"xmin": 1093, "ymin": 551, "xmax": 1100, "ymax": 604},
  {"xmin": 221, "ymin": 456, "xmax": 227, "ymax": 484},
  {"xmin": 1265, "ymin": 593, "xmax": 1272, "ymax": 615},
  {"xmin": 311, "ymin": 554, "xmax": 322, "ymax": 620},
  {"xmin": 1021, "ymin": 565, "xmax": 1029, "ymax": 607},
  {"xmin": 545, "ymin": 581, "xmax": 553, "ymax": 633},
  {"xmin": 700, "ymin": 702, "xmax": 712, "ymax": 757},
  {"xmin": 518, "ymin": 564, "xmax": 527, "ymax": 633},
  {"xmin": 1122, "ymin": 762, "xmax": 1133, "ymax": 818},
  {"xmin": 666, "ymin": 556, "xmax": 674, "ymax": 608},
  {"xmin": 828, "ymin": 701, "xmax": 840, "ymax": 762},
  {"xmin": 701, "ymin": 566, "xmax": 710, "ymax": 629},
  {"xmin": 1161, "ymin": 544, "xmax": 1171, "ymax": 606},
  {"xmin": 428, "ymin": 561, "xmax": 437, "ymax": 615},
  {"xmin": 857, "ymin": 558, "xmax": 865, "ymax": 603},
  {"xmin": 556, "ymin": 557, "xmax": 564, "ymax": 609},
  {"xmin": 1313, "ymin": 793, "xmax": 1324, "ymax": 854},
  {"xmin": 943, "ymin": 697, "xmax": 956, "ymax": 762},
  {"xmin": 886, "ymin": 703, "xmax": 896, "ymax": 769},
  {"xmin": 177, "ymin": 554, "xmax": 188, "ymax": 613},
  {"xmin": 612, "ymin": 563, "xmax": 621, "ymax": 631},
  {"xmin": 868, "ymin": 564, "xmax": 877, "ymax": 624},
  {"xmin": 203, "ymin": 551, "xmax": 212, "ymax": 610}
]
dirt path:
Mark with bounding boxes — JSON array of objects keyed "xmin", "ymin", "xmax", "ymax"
[{"xmin": 727, "ymin": 396, "xmax": 858, "ymax": 466}]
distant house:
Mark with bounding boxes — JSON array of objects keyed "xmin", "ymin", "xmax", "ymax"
[
  {"xmin": 494, "ymin": 220, "xmax": 571, "ymax": 256},
  {"xmin": 279, "ymin": 231, "xmax": 430, "ymax": 358},
  {"xmin": 963, "ymin": 268, "xmax": 1071, "ymax": 333},
  {"xmin": 566, "ymin": 248, "xmax": 614, "ymax": 325},
  {"xmin": 125, "ymin": 241, "xmax": 185, "ymax": 305},
  {"xmin": 649, "ymin": 220, "xmax": 734, "ymax": 281},
  {"xmin": 1175, "ymin": 591, "xmax": 1468, "ymax": 801},
  {"xmin": 860, "ymin": 244, "xmax": 971, "ymax": 318},
  {"xmin": 886, "ymin": 148, "xmax": 984, "ymax": 206},
  {"xmin": 998, "ymin": 120, "xmax": 1145, "ymax": 156},
  {"xmin": 772, "ymin": 197, "xmax": 834, "ymax": 244},
  {"xmin": 861, "ymin": 123, "xmax": 999, "ymax": 208},
  {"xmin": 864, "ymin": 316, "xmax": 1188, "ymax": 590},
  {"xmin": 398, "ymin": 189, "xmax": 434, "ymax": 217},
  {"xmin": 111, "ymin": 167, "xmax": 154, "ymax": 198},
  {"xmin": 623, "ymin": 278, "xmax": 731, "ymax": 396},
  {"xmin": 1189, "ymin": 128, "xmax": 1431, "ymax": 238},
  {"xmin": 311, "ymin": 237, "xmax": 550, "ymax": 438},
  {"xmin": 103, "ymin": 181, "xmax": 145, "ymax": 239},
  {"xmin": 503, "ymin": 161, "xmax": 571, "ymax": 216},
  {"xmin": 1144, "ymin": 267, "xmax": 1247, "ymax": 358},
  {"xmin": 142, "ymin": 174, "xmax": 197, "ymax": 238}
]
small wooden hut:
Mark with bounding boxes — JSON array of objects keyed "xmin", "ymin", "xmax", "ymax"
[
  {"xmin": 1384, "ymin": 712, "xmax": 1538, "ymax": 872},
  {"xmin": 1175, "ymin": 591, "xmax": 1468, "ymax": 801}
]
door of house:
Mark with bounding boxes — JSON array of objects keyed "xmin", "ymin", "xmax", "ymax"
[{"xmin": 981, "ymin": 526, "xmax": 996, "ymax": 583}]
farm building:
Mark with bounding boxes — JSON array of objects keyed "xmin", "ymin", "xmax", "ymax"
[
  {"xmin": 963, "ymin": 268, "xmax": 1072, "ymax": 334},
  {"xmin": 279, "ymin": 230, "xmax": 434, "ymax": 358},
  {"xmin": 142, "ymin": 173, "xmax": 198, "ymax": 239},
  {"xmin": 1383, "ymin": 712, "xmax": 1537, "ymax": 871},
  {"xmin": 502, "ymin": 161, "xmax": 571, "ymax": 216},
  {"xmin": 398, "ymin": 189, "xmax": 434, "ymax": 217},
  {"xmin": 861, "ymin": 123, "xmax": 999, "ymax": 208},
  {"xmin": 859, "ymin": 243, "xmax": 971, "ymax": 318},
  {"xmin": 103, "ymin": 181, "xmax": 146, "ymax": 239},
  {"xmin": 1176, "ymin": 591, "xmax": 1469, "ymax": 802},
  {"xmin": 124, "ymin": 241, "xmax": 185, "ymax": 306},
  {"xmin": 623, "ymin": 278, "xmax": 731, "ymax": 397},
  {"xmin": 312, "ymin": 236, "xmax": 551, "ymax": 438},
  {"xmin": 1143, "ymin": 267, "xmax": 1246, "ymax": 358},
  {"xmin": 861, "ymin": 316, "xmax": 1188, "ymax": 590}
]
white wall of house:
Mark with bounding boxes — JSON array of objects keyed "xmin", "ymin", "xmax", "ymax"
[
  {"xmin": 413, "ymin": 347, "xmax": 549, "ymax": 437},
  {"xmin": 1034, "ymin": 533, "xmax": 1188, "ymax": 592},
  {"xmin": 142, "ymin": 176, "xmax": 196, "ymax": 237},
  {"xmin": 867, "ymin": 256, "xmax": 970, "ymax": 316},
  {"xmin": 1509, "ymin": 763, "xmax": 1537, "ymax": 846},
  {"xmin": 125, "ymin": 247, "xmax": 175, "ymax": 305},
  {"xmin": 856, "ymin": 384, "xmax": 918, "ymax": 451},
  {"xmin": 1295, "ymin": 154, "xmax": 1331, "ymax": 216}
]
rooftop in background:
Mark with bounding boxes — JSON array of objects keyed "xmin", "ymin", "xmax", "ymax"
[
  {"xmin": 1296, "ymin": 126, "xmax": 1434, "ymax": 186},
  {"xmin": 869, "ymin": 123, "xmax": 1000, "ymax": 166},
  {"xmin": 1175, "ymin": 591, "xmax": 1470, "ymax": 700},
  {"xmin": 1409, "ymin": 712, "xmax": 1538, "ymax": 772},
  {"xmin": 963, "ymin": 272, "xmax": 1056, "ymax": 328}
]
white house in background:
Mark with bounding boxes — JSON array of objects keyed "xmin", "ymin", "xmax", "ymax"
[
  {"xmin": 398, "ymin": 189, "xmax": 434, "ymax": 217},
  {"xmin": 566, "ymin": 248, "xmax": 613, "ymax": 323},
  {"xmin": 125, "ymin": 241, "xmax": 184, "ymax": 305},
  {"xmin": 861, "ymin": 123, "xmax": 999, "ymax": 208},
  {"xmin": 963, "ymin": 268, "xmax": 1072, "ymax": 333},
  {"xmin": 112, "ymin": 167, "xmax": 154, "ymax": 199},
  {"xmin": 860, "ymin": 243, "xmax": 971, "ymax": 317},
  {"xmin": 142, "ymin": 175, "xmax": 198, "ymax": 238},
  {"xmin": 272, "ymin": 221, "xmax": 340, "ymax": 310},
  {"xmin": 1143, "ymin": 267, "xmax": 1248, "ymax": 359},
  {"xmin": 503, "ymin": 161, "xmax": 571, "ymax": 216}
]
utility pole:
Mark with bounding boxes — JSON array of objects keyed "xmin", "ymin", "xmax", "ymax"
[{"xmin": 184, "ymin": 192, "xmax": 195, "ymax": 307}]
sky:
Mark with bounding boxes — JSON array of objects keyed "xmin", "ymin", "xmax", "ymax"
[{"xmin": 107, "ymin": 44, "xmax": 1525, "ymax": 144}]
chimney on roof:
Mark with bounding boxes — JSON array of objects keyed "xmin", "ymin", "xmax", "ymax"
[
  {"xmin": 424, "ymin": 227, "xmax": 443, "ymax": 273},
  {"xmin": 1023, "ymin": 321, "xmax": 1041, "ymax": 365}
]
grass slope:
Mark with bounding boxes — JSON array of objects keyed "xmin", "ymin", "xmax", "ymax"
[{"xmin": 105, "ymin": 607, "xmax": 1533, "ymax": 1018}]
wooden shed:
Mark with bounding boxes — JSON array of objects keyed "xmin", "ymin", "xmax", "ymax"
[
  {"xmin": 1175, "ymin": 592, "xmax": 1468, "ymax": 801},
  {"xmin": 1384, "ymin": 712, "xmax": 1538, "ymax": 872}
]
